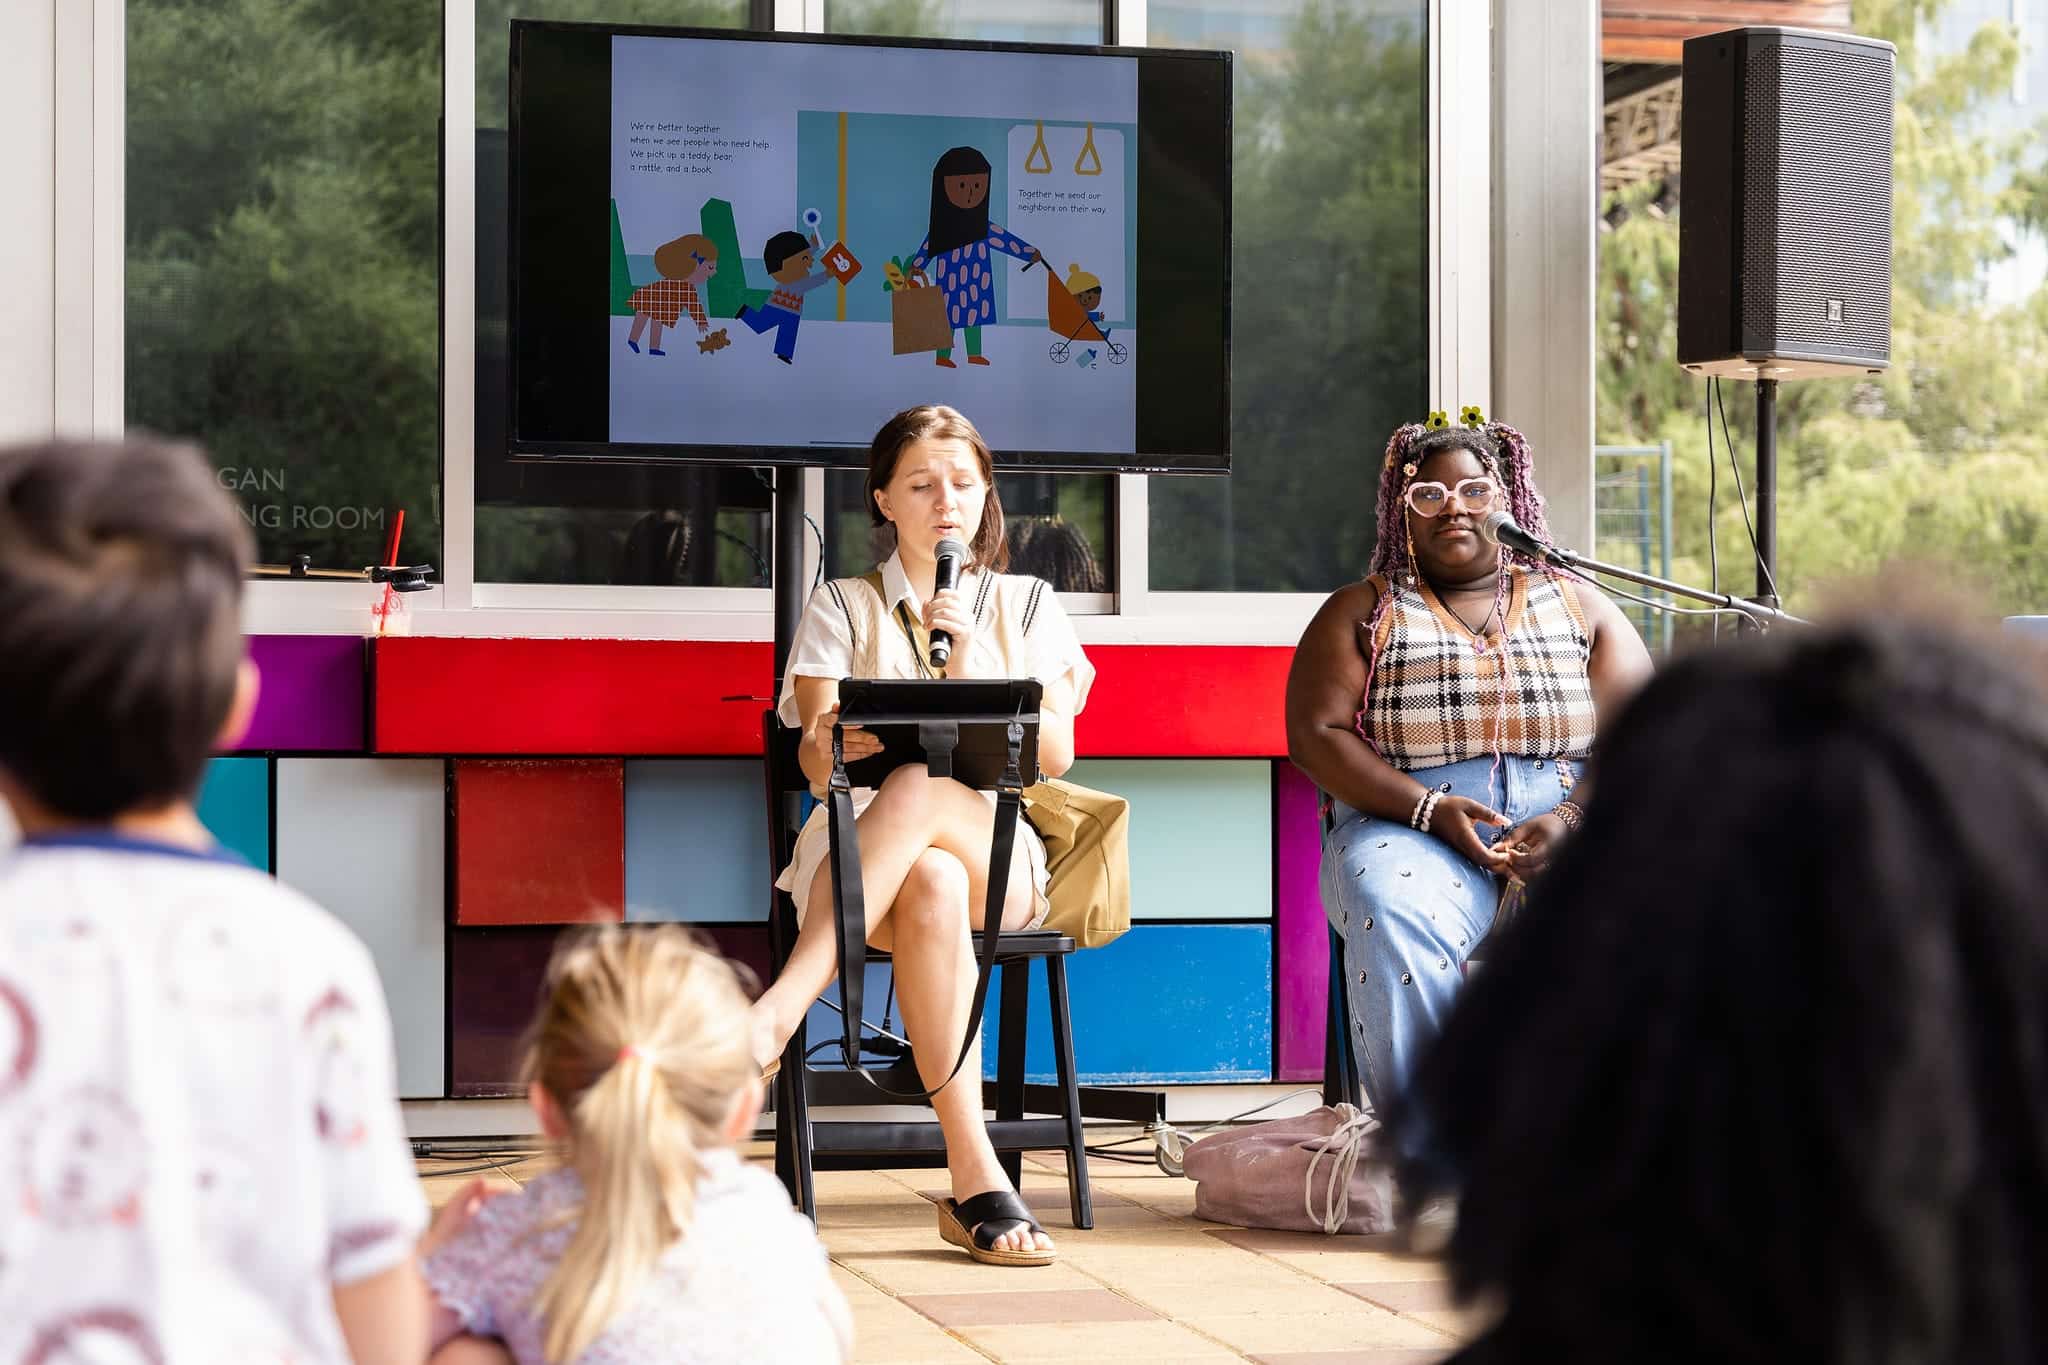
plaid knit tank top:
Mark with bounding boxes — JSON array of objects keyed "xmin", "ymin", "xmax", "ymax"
[{"xmin": 1356, "ymin": 567, "xmax": 1597, "ymax": 769}]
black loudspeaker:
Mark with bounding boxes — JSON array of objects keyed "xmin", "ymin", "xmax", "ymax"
[{"xmin": 1678, "ymin": 27, "xmax": 1896, "ymax": 379}]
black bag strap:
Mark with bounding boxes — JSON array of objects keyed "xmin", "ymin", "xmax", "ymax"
[{"xmin": 828, "ymin": 717, "xmax": 1024, "ymax": 1101}]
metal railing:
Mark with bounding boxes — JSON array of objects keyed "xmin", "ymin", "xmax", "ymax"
[{"xmin": 1593, "ymin": 443, "xmax": 1675, "ymax": 652}]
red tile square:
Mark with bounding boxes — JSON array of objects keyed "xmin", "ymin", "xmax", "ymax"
[
  {"xmin": 455, "ymin": 759, "xmax": 624, "ymax": 925},
  {"xmin": 1335, "ymin": 1282, "xmax": 1457, "ymax": 1314},
  {"xmin": 901, "ymin": 1289, "xmax": 1158, "ymax": 1328}
]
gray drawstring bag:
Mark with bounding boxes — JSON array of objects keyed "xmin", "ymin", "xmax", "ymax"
[{"xmin": 1184, "ymin": 1103, "xmax": 1398, "ymax": 1236}]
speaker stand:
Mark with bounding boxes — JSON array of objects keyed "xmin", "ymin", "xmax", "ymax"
[{"xmin": 1751, "ymin": 377, "xmax": 1779, "ymax": 612}]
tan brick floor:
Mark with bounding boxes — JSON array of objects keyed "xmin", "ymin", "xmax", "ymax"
[{"xmin": 417, "ymin": 1131, "xmax": 1469, "ymax": 1364}]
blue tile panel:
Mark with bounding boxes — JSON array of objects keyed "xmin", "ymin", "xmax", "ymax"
[
  {"xmin": 197, "ymin": 757, "xmax": 269, "ymax": 871},
  {"xmin": 624, "ymin": 760, "xmax": 771, "ymax": 923},
  {"xmin": 799, "ymin": 925, "xmax": 1272, "ymax": 1085}
]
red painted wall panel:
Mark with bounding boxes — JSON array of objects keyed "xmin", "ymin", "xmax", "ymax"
[
  {"xmin": 375, "ymin": 639, "xmax": 771, "ymax": 756},
  {"xmin": 1075, "ymin": 645, "xmax": 1292, "ymax": 757},
  {"xmin": 374, "ymin": 638, "xmax": 1294, "ymax": 757},
  {"xmin": 453, "ymin": 759, "xmax": 625, "ymax": 926}
]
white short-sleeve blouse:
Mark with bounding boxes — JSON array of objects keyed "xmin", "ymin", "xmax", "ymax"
[{"xmin": 772, "ymin": 552, "xmax": 1095, "ymax": 924}]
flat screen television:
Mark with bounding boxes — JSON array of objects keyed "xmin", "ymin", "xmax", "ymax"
[{"xmin": 508, "ymin": 21, "xmax": 1231, "ymax": 474}]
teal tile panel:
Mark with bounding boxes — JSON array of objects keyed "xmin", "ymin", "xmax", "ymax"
[
  {"xmin": 197, "ymin": 757, "xmax": 269, "ymax": 871},
  {"xmin": 624, "ymin": 760, "xmax": 770, "ymax": 923},
  {"xmin": 1062, "ymin": 759, "xmax": 1273, "ymax": 921}
]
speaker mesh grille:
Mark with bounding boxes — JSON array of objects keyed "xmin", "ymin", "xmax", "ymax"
[{"xmin": 1742, "ymin": 42, "xmax": 1893, "ymax": 361}]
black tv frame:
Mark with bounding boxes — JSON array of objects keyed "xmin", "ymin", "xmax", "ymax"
[{"xmin": 507, "ymin": 19, "xmax": 1232, "ymax": 475}]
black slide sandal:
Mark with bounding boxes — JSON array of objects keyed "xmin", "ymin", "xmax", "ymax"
[{"xmin": 934, "ymin": 1189, "xmax": 1056, "ymax": 1267}]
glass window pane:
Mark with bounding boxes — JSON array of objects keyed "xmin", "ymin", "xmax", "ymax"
[
  {"xmin": 1147, "ymin": 0, "xmax": 1427, "ymax": 591},
  {"xmin": 474, "ymin": 1, "xmax": 762, "ymax": 587},
  {"xmin": 127, "ymin": 0, "xmax": 444, "ymax": 578},
  {"xmin": 824, "ymin": 468, "xmax": 1111, "ymax": 591},
  {"xmin": 817, "ymin": 0, "xmax": 1116, "ymax": 593},
  {"xmin": 825, "ymin": 0, "xmax": 1100, "ymax": 44}
]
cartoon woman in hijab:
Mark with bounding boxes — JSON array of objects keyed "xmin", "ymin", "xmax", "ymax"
[{"xmin": 906, "ymin": 146, "xmax": 1043, "ymax": 368}]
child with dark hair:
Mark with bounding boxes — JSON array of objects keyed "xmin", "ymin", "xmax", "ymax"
[
  {"xmin": 0, "ymin": 437, "xmax": 447, "ymax": 1362},
  {"xmin": 1396, "ymin": 613, "xmax": 2048, "ymax": 1365},
  {"xmin": 907, "ymin": 146, "xmax": 1043, "ymax": 368},
  {"xmin": 736, "ymin": 229, "xmax": 831, "ymax": 364}
]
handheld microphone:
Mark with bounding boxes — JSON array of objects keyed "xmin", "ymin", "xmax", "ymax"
[
  {"xmin": 1479, "ymin": 509, "xmax": 1572, "ymax": 568},
  {"xmin": 928, "ymin": 537, "xmax": 967, "ymax": 670}
]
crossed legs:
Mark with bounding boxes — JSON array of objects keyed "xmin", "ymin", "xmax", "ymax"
[{"xmin": 754, "ymin": 765, "xmax": 1052, "ymax": 1256}]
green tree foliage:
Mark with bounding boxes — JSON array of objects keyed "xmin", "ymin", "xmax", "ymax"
[
  {"xmin": 475, "ymin": 1, "xmax": 746, "ymax": 127},
  {"xmin": 1150, "ymin": 2, "xmax": 1426, "ymax": 590},
  {"xmin": 1598, "ymin": 0, "xmax": 2048, "ymax": 622},
  {"xmin": 126, "ymin": 0, "xmax": 442, "ymax": 572}
]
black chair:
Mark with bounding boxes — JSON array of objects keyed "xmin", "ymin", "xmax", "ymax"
[
  {"xmin": 760, "ymin": 712, "xmax": 1095, "ymax": 1230},
  {"xmin": 1323, "ymin": 921, "xmax": 1366, "ymax": 1110}
]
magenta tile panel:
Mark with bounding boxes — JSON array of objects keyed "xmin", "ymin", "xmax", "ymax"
[
  {"xmin": 237, "ymin": 635, "xmax": 366, "ymax": 752},
  {"xmin": 1273, "ymin": 761, "xmax": 1330, "ymax": 1081}
]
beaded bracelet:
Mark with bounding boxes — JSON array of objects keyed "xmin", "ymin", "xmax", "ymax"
[
  {"xmin": 1550, "ymin": 799, "xmax": 1585, "ymax": 833},
  {"xmin": 1410, "ymin": 790, "xmax": 1432, "ymax": 830},
  {"xmin": 1419, "ymin": 789, "xmax": 1446, "ymax": 833}
]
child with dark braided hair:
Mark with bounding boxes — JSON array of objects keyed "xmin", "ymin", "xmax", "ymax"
[{"xmin": 1285, "ymin": 417, "xmax": 1652, "ymax": 1117}]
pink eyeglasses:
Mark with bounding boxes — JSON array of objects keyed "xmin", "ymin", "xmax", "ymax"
[{"xmin": 1406, "ymin": 477, "xmax": 1499, "ymax": 518}]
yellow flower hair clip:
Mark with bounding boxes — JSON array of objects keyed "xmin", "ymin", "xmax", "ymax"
[
  {"xmin": 1425, "ymin": 410, "xmax": 1450, "ymax": 431},
  {"xmin": 1460, "ymin": 405, "xmax": 1485, "ymax": 427}
]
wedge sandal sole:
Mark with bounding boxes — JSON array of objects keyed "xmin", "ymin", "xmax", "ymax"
[{"xmin": 934, "ymin": 1193, "xmax": 1056, "ymax": 1267}]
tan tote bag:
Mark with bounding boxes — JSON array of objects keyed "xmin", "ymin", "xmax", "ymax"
[{"xmin": 1020, "ymin": 776, "xmax": 1131, "ymax": 949}]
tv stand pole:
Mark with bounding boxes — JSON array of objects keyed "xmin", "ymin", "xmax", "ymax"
[{"xmin": 772, "ymin": 466, "xmax": 806, "ymax": 682}]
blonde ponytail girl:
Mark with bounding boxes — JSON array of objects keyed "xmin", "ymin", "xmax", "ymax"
[{"xmin": 522, "ymin": 926, "xmax": 757, "ymax": 1364}]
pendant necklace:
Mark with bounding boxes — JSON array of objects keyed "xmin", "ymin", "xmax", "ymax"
[{"xmin": 1441, "ymin": 587, "xmax": 1500, "ymax": 655}]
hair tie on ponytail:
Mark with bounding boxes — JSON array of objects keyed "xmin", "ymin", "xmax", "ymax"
[{"xmin": 615, "ymin": 1044, "xmax": 649, "ymax": 1067}]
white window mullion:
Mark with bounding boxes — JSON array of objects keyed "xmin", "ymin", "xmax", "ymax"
[
  {"xmin": 1113, "ymin": 0, "xmax": 1146, "ymax": 47},
  {"xmin": 1114, "ymin": 472, "xmax": 1150, "ymax": 615},
  {"xmin": 774, "ymin": 0, "xmax": 826, "ymax": 34},
  {"xmin": 441, "ymin": 0, "xmax": 478, "ymax": 611}
]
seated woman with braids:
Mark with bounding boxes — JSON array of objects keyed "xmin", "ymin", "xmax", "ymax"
[{"xmin": 1285, "ymin": 415, "xmax": 1652, "ymax": 1113}]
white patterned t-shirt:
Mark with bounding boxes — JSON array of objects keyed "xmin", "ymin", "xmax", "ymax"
[
  {"xmin": 423, "ymin": 1155, "xmax": 849, "ymax": 1364},
  {"xmin": 0, "ymin": 831, "xmax": 426, "ymax": 1363}
]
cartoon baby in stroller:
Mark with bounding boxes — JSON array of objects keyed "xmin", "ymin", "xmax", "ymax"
[{"xmin": 1047, "ymin": 264, "xmax": 1127, "ymax": 366}]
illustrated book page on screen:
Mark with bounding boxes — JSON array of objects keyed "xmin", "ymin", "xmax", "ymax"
[{"xmin": 608, "ymin": 36, "xmax": 1139, "ymax": 456}]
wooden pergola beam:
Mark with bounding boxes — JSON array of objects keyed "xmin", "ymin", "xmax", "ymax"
[{"xmin": 1601, "ymin": 1, "xmax": 1853, "ymax": 65}]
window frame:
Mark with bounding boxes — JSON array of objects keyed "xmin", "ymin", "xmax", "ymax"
[{"xmin": 92, "ymin": 0, "xmax": 1488, "ymax": 647}]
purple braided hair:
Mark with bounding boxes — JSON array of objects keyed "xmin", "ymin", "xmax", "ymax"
[{"xmin": 1366, "ymin": 421, "xmax": 1552, "ymax": 580}]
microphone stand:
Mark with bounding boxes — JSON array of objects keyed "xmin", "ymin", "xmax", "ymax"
[{"xmin": 1515, "ymin": 539, "xmax": 1808, "ymax": 631}]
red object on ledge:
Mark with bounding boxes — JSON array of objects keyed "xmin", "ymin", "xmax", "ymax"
[{"xmin": 372, "ymin": 637, "xmax": 1293, "ymax": 757}]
